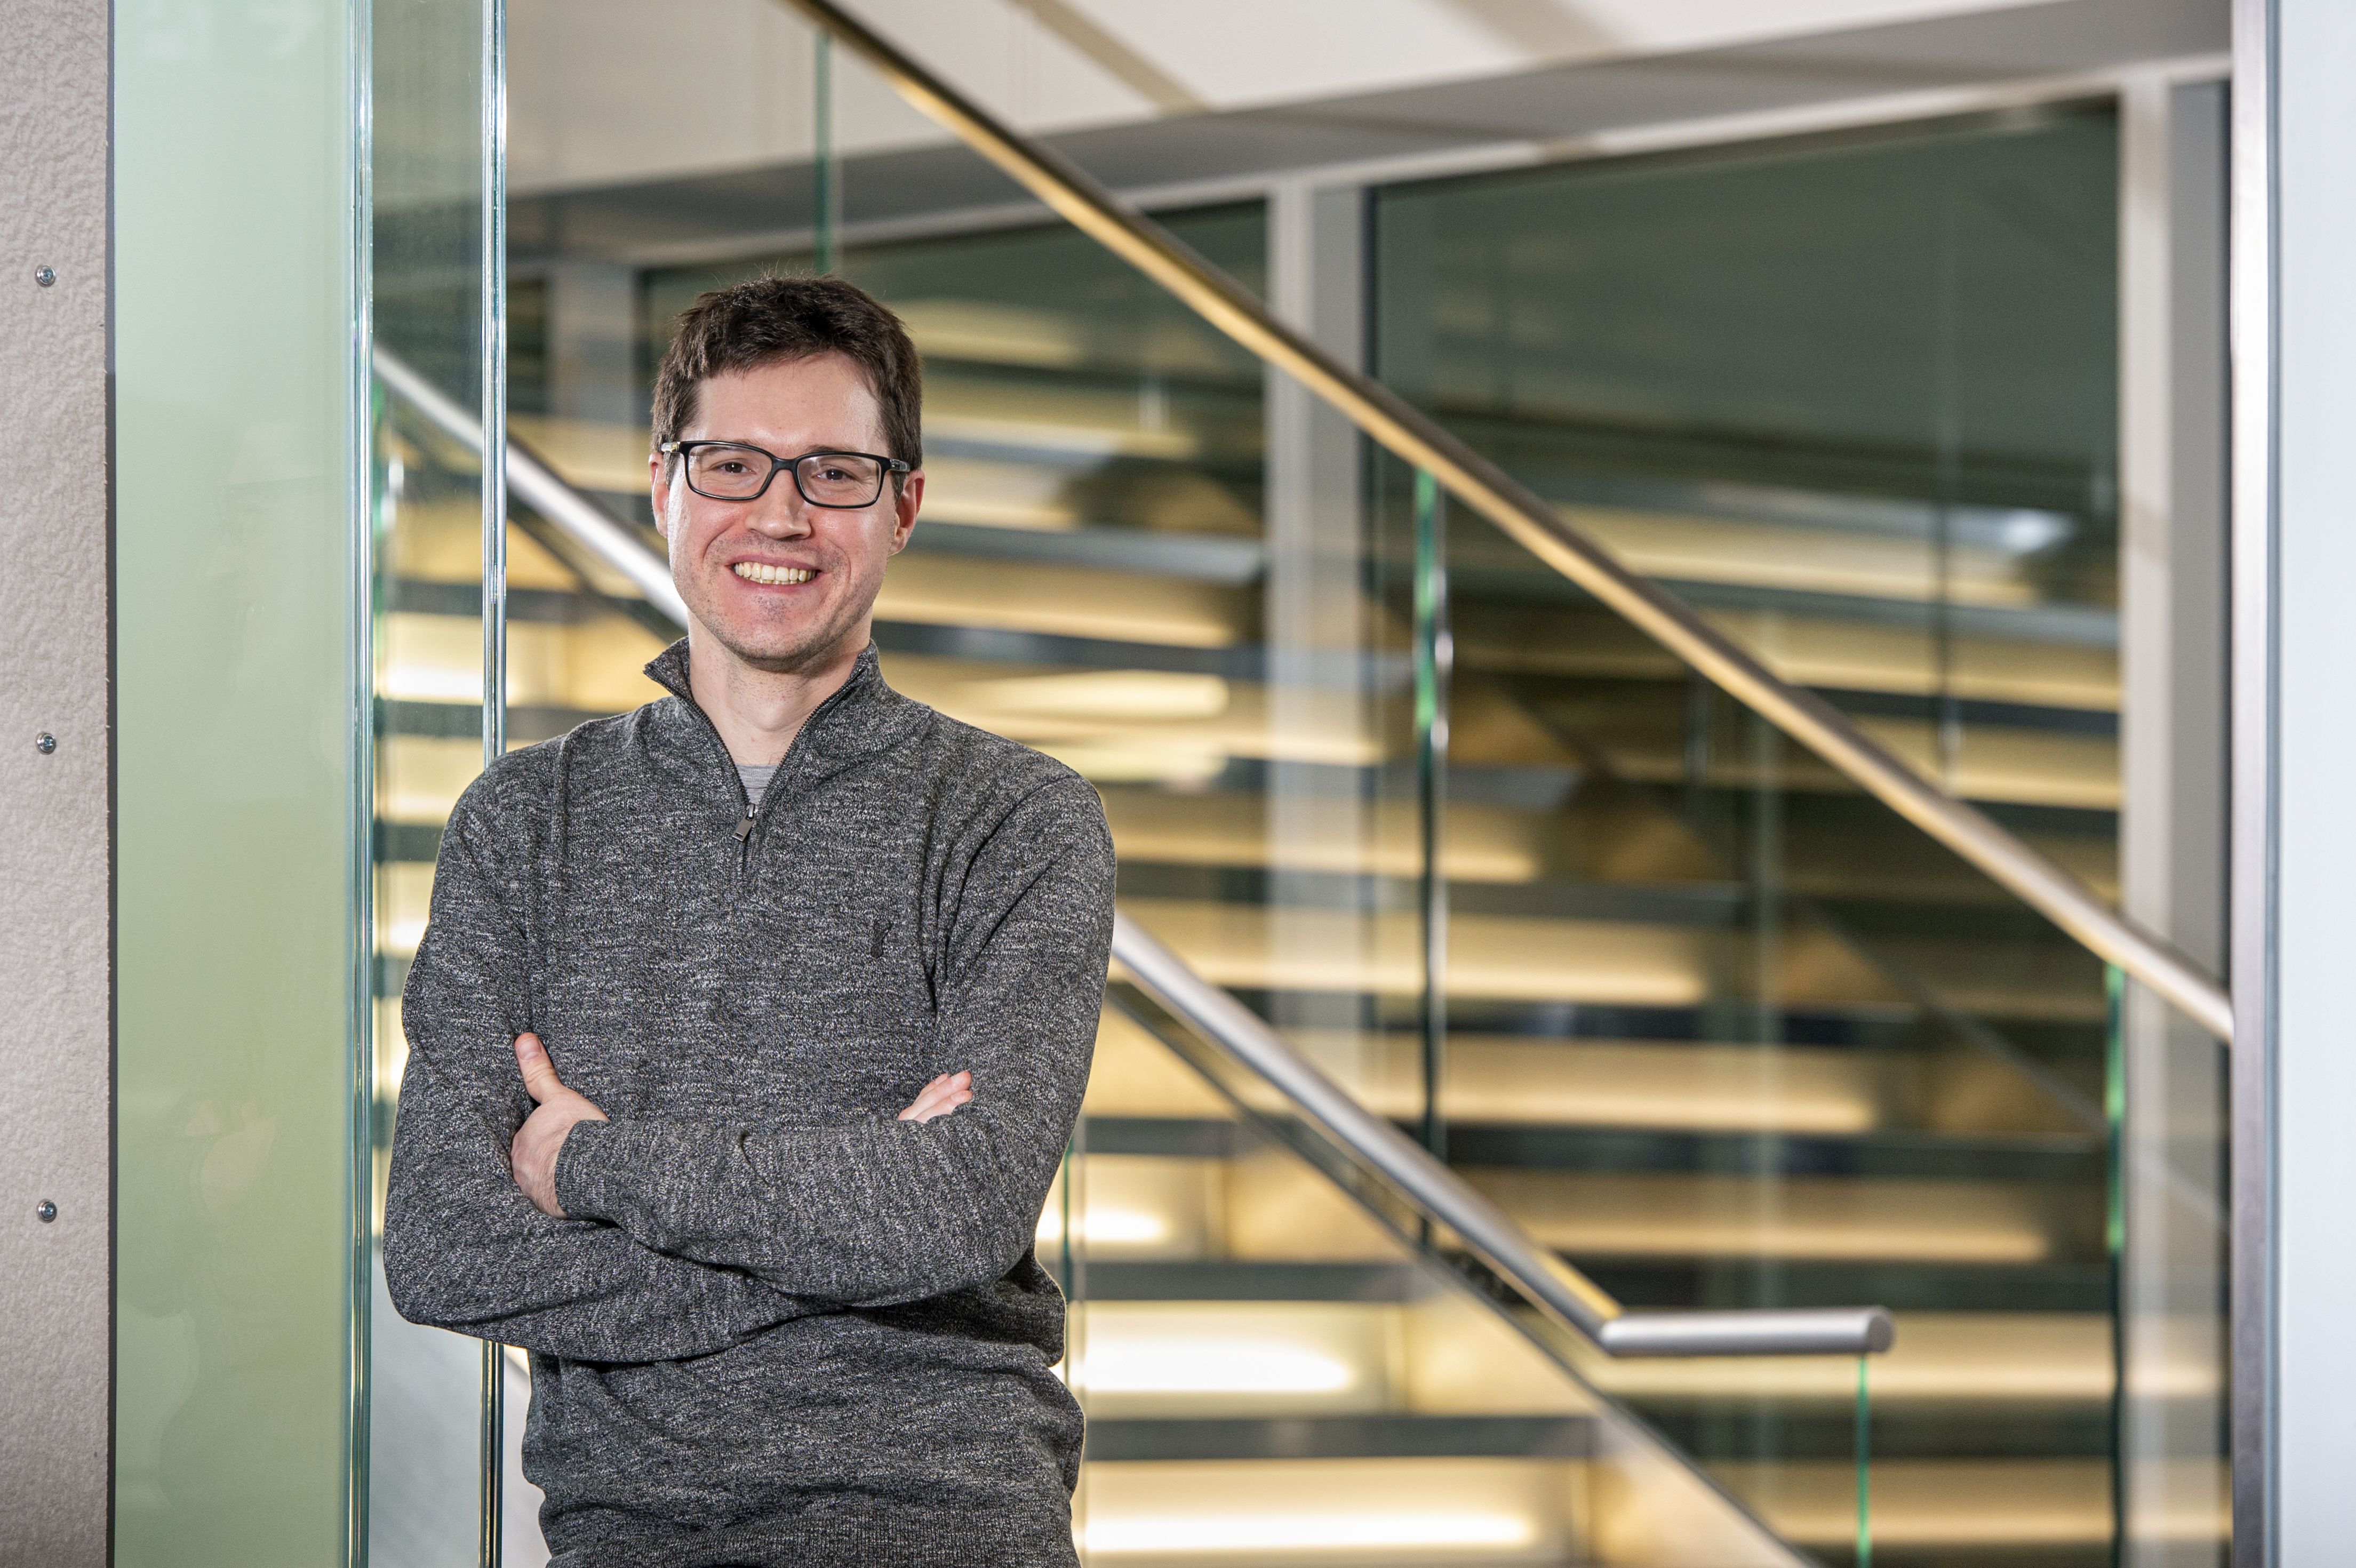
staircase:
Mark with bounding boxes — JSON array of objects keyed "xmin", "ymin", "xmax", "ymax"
[{"xmin": 370, "ymin": 154, "xmax": 2174, "ymax": 1561}]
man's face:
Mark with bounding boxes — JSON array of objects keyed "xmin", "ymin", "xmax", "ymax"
[{"xmin": 651, "ymin": 351, "xmax": 922, "ymax": 675}]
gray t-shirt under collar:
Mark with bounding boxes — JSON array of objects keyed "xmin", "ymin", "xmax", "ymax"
[{"xmin": 737, "ymin": 763, "xmax": 777, "ymax": 802}]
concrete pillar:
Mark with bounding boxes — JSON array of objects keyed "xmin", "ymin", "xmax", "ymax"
[{"xmin": 0, "ymin": 2, "xmax": 114, "ymax": 1561}]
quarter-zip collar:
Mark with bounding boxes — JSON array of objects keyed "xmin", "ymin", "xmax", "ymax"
[{"xmin": 642, "ymin": 638, "xmax": 920, "ymax": 805}]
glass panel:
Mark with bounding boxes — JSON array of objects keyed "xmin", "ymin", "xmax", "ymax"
[
  {"xmin": 113, "ymin": 5, "xmax": 366, "ymax": 1563},
  {"xmin": 368, "ymin": 1, "xmax": 496, "ymax": 1562},
  {"xmin": 1372, "ymin": 105, "xmax": 2123, "ymax": 1565}
]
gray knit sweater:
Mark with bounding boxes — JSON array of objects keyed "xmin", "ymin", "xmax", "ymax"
[{"xmin": 382, "ymin": 642, "xmax": 1114, "ymax": 1567}]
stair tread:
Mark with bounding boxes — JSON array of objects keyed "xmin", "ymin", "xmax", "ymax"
[{"xmin": 1084, "ymin": 1414, "xmax": 1596, "ymax": 1463}]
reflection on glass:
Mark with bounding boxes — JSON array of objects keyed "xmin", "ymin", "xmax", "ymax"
[{"xmin": 1369, "ymin": 105, "xmax": 2128, "ymax": 1565}]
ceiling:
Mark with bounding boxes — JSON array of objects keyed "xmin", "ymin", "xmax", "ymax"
[
  {"xmin": 486, "ymin": 0, "xmax": 2225, "ymax": 266},
  {"xmin": 502, "ymin": 0, "xmax": 2225, "ymax": 203}
]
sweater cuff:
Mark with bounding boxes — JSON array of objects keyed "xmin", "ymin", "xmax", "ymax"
[{"xmin": 552, "ymin": 1117, "xmax": 638, "ymax": 1223}]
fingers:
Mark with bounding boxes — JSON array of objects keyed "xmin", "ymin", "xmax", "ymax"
[
  {"xmin": 897, "ymin": 1075, "xmax": 951, "ymax": 1122},
  {"xmin": 514, "ymin": 1033, "xmax": 566, "ymax": 1105},
  {"xmin": 897, "ymin": 1070, "xmax": 974, "ymax": 1123}
]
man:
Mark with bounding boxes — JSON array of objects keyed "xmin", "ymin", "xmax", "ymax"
[{"xmin": 384, "ymin": 276, "xmax": 1114, "ymax": 1567}]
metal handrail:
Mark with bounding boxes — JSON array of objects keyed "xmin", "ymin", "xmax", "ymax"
[
  {"xmin": 373, "ymin": 349, "xmax": 1891, "ymax": 1359},
  {"xmin": 1116, "ymin": 915, "xmax": 1894, "ymax": 1359},
  {"xmin": 781, "ymin": 0, "xmax": 2233, "ymax": 1047},
  {"xmin": 373, "ymin": 348, "xmax": 691, "ymax": 627}
]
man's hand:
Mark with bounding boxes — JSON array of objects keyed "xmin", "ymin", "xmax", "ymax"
[
  {"xmin": 898, "ymin": 1071, "xmax": 972, "ymax": 1124},
  {"xmin": 512, "ymin": 1033, "xmax": 609, "ymax": 1217}
]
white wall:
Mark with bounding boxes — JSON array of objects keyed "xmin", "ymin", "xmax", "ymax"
[{"xmin": 2250, "ymin": 0, "xmax": 2356, "ymax": 1558}]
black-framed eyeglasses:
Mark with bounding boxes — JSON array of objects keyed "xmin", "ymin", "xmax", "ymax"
[{"xmin": 659, "ymin": 441, "xmax": 911, "ymax": 507}]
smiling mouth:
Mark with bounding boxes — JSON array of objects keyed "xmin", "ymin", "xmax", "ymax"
[{"xmin": 733, "ymin": 562, "xmax": 814, "ymax": 586}]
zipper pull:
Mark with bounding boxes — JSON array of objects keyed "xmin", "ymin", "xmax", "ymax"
[{"xmin": 734, "ymin": 804, "xmax": 757, "ymax": 842}]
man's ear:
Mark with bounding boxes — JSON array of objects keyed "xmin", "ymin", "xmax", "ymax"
[
  {"xmin": 649, "ymin": 452, "xmax": 672, "ymax": 539},
  {"xmin": 888, "ymin": 469, "xmax": 924, "ymax": 555}
]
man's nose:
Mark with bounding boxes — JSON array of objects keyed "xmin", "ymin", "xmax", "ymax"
[{"xmin": 744, "ymin": 475, "xmax": 814, "ymax": 538}]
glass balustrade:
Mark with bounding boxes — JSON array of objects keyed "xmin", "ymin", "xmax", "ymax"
[{"xmin": 361, "ymin": 34, "xmax": 2230, "ymax": 1566}]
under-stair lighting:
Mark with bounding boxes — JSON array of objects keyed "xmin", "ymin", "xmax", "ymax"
[
  {"xmin": 1081, "ymin": 1509, "xmax": 1538, "ymax": 1556},
  {"xmin": 1035, "ymin": 1206, "xmax": 1171, "ymax": 1247},
  {"xmin": 1074, "ymin": 1339, "xmax": 1356, "ymax": 1396},
  {"xmin": 382, "ymin": 662, "xmax": 486, "ymax": 703},
  {"xmin": 960, "ymin": 670, "xmax": 1231, "ymax": 722},
  {"xmin": 1036, "ymin": 742, "xmax": 1228, "ymax": 785}
]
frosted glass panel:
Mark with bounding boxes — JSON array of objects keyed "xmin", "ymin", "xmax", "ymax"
[{"xmin": 113, "ymin": 4, "xmax": 366, "ymax": 1563}]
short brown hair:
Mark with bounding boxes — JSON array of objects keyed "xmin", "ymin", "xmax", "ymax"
[{"xmin": 651, "ymin": 275, "xmax": 922, "ymax": 480}]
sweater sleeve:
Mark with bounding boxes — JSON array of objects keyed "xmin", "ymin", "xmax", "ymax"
[
  {"xmin": 381, "ymin": 773, "xmax": 819, "ymax": 1362},
  {"xmin": 551, "ymin": 775, "xmax": 1114, "ymax": 1308}
]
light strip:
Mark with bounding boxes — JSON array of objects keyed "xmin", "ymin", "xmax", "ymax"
[
  {"xmin": 1034, "ymin": 1206, "xmax": 1169, "ymax": 1246},
  {"xmin": 1074, "ymin": 1342, "xmax": 1356, "ymax": 1396},
  {"xmin": 1083, "ymin": 1511, "xmax": 1538, "ymax": 1556}
]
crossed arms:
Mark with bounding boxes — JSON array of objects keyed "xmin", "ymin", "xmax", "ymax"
[
  {"xmin": 380, "ymin": 774, "xmax": 1114, "ymax": 1365},
  {"xmin": 506, "ymin": 1034, "xmax": 972, "ymax": 1214}
]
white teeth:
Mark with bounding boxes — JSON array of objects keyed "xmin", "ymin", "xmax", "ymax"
[{"xmin": 733, "ymin": 563, "xmax": 813, "ymax": 586}]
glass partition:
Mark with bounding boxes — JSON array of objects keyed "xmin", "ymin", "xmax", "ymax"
[
  {"xmin": 369, "ymin": 1, "xmax": 502, "ymax": 1562},
  {"xmin": 469, "ymin": 114, "xmax": 2132, "ymax": 1558},
  {"xmin": 389, "ymin": 22, "xmax": 2202, "ymax": 1557}
]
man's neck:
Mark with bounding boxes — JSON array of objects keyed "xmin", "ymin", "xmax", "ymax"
[{"xmin": 684, "ymin": 626, "xmax": 866, "ymax": 766}]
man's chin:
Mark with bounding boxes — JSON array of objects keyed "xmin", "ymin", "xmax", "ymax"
[{"xmin": 697, "ymin": 615, "xmax": 864, "ymax": 677}]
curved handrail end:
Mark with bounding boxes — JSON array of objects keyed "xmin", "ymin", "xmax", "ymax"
[{"xmin": 1600, "ymin": 1307, "xmax": 1897, "ymax": 1359}]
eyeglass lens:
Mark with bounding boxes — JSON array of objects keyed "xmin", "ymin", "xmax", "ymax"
[{"xmin": 684, "ymin": 444, "xmax": 886, "ymax": 506}]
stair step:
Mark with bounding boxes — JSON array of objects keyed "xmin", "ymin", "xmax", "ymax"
[
  {"xmin": 1085, "ymin": 1261, "xmax": 1428, "ymax": 1303},
  {"xmin": 1046, "ymin": 1146, "xmax": 2092, "ymax": 1270},
  {"xmin": 1076, "ymin": 1457, "xmax": 1593, "ymax": 1567},
  {"xmin": 1442, "ymin": 1125, "xmax": 2100, "ymax": 1182},
  {"xmin": 1086, "ymin": 1415, "xmax": 1595, "ymax": 1463},
  {"xmin": 1082, "ymin": 1111, "xmax": 2098, "ymax": 1182},
  {"xmin": 1716, "ymin": 1457, "xmax": 2190, "ymax": 1556},
  {"xmin": 1582, "ymin": 1258, "xmax": 2110, "ymax": 1314}
]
